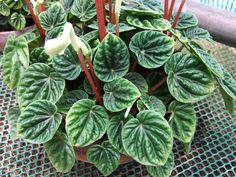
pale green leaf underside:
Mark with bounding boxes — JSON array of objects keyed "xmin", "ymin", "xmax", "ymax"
[
  {"xmin": 87, "ymin": 141, "xmax": 120, "ymax": 176},
  {"xmin": 9, "ymin": 12, "xmax": 26, "ymax": 30},
  {"xmin": 17, "ymin": 100, "xmax": 62, "ymax": 144},
  {"xmin": 44, "ymin": 132, "xmax": 75, "ymax": 173},
  {"xmin": 122, "ymin": 110, "xmax": 173, "ymax": 166},
  {"xmin": 7, "ymin": 106, "xmax": 21, "ymax": 140},
  {"xmin": 129, "ymin": 30, "xmax": 175, "ymax": 69},
  {"xmin": 165, "ymin": 52, "xmax": 215, "ymax": 103},
  {"xmin": 168, "ymin": 101, "xmax": 196, "ymax": 143},
  {"xmin": 66, "ymin": 99, "xmax": 109, "ymax": 146},
  {"xmin": 17, "ymin": 63, "xmax": 65, "ymax": 109},
  {"xmin": 219, "ymin": 86, "xmax": 234, "ymax": 115},
  {"xmin": 124, "ymin": 72, "xmax": 148, "ymax": 93},
  {"xmin": 103, "ymin": 78, "xmax": 141, "ymax": 112}
]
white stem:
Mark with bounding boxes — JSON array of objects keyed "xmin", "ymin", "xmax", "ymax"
[
  {"xmin": 115, "ymin": 0, "xmax": 122, "ymax": 17},
  {"xmin": 124, "ymin": 105, "xmax": 132, "ymax": 118}
]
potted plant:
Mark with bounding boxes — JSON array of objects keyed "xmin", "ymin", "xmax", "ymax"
[{"xmin": 3, "ymin": 0, "xmax": 236, "ymax": 176}]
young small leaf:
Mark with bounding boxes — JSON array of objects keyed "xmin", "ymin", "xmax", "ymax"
[
  {"xmin": 0, "ymin": 2, "xmax": 10, "ymax": 16},
  {"xmin": 124, "ymin": 72, "xmax": 148, "ymax": 93},
  {"xmin": 7, "ymin": 106, "xmax": 21, "ymax": 140},
  {"xmin": 122, "ymin": 110, "xmax": 173, "ymax": 166},
  {"xmin": 17, "ymin": 100, "xmax": 62, "ymax": 144},
  {"xmin": 66, "ymin": 99, "xmax": 109, "ymax": 146},
  {"xmin": 9, "ymin": 12, "xmax": 26, "ymax": 30}
]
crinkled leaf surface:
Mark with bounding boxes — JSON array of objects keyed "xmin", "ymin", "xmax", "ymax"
[
  {"xmin": 168, "ymin": 101, "xmax": 196, "ymax": 143},
  {"xmin": 103, "ymin": 78, "xmax": 141, "ymax": 112},
  {"xmin": 87, "ymin": 141, "xmax": 120, "ymax": 176},
  {"xmin": 39, "ymin": 2, "xmax": 66, "ymax": 31},
  {"xmin": 182, "ymin": 26, "xmax": 212, "ymax": 40},
  {"xmin": 30, "ymin": 47, "xmax": 50, "ymax": 64},
  {"xmin": 5, "ymin": 0, "xmax": 22, "ymax": 9},
  {"xmin": 17, "ymin": 100, "xmax": 62, "ymax": 144},
  {"xmin": 52, "ymin": 45, "xmax": 82, "ymax": 80},
  {"xmin": 45, "ymin": 26, "xmax": 64, "ymax": 40},
  {"xmin": 94, "ymin": 33, "xmax": 130, "ymax": 82},
  {"xmin": 122, "ymin": 110, "xmax": 173, "ymax": 166},
  {"xmin": 56, "ymin": 90, "xmax": 88, "ymax": 114},
  {"xmin": 66, "ymin": 99, "xmax": 109, "ymax": 146},
  {"xmin": 219, "ymin": 86, "xmax": 234, "ymax": 115},
  {"xmin": 127, "ymin": 15, "xmax": 171, "ymax": 31},
  {"xmin": 9, "ymin": 12, "xmax": 26, "ymax": 30},
  {"xmin": 3, "ymin": 34, "xmax": 29, "ymax": 89},
  {"xmin": 71, "ymin": 0, "xmax": 96, "ymax": 22},
  {"xmin": 124, "ymin": 72, "xmax": 148, "ymax": 93},
  {"xmin": 17, "ymin": 63, "xmax": 65, "ymax": 109},
  {"xmin": 129, "ymin": 30, "xmax": 174, "ymax": 69},
  {"xmin": 165, "ymin": 52, "xmax": 215, "ymax": 103},
  {"xmin": 0, "ymin": 2, "xmax": 10, "ymax": 16},
  {"xmin": 146, "ymin": 153, "xmax": 174, "ymax": 177},
  {"xmin": 171, "ymin": 12, "xmax": 198, "ymax": 30},
  {"xmin": 44, "ymin": 131, "xmax": 75, "ymax": 173},
  {"xmin": 7, "ymin": 106, "xmax": 21, "ymax": 140},
  {"xmin": 107, "ymin": 113, "xmax": 134, "ymax": 154},
  {"xmin": 88, "ymin": 23, "xmax": 136, "ymax": 33}
]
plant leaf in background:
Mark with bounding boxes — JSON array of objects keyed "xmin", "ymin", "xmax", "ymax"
[
  {"xmin": 0, "ymin": 1, "xmax": 10, "ymax": 16},
  {"xmin": 124, "ymin": 72, "xmax": 148, "ymax": 93},
  {"xmin": 5, "ymin": 0, "xmax": 23, "ymax": 10},
  {"xmin": 122, "ymin": 110, "xmax": 173, "ymax": 166},
  {"xmin": 66, "ymin": 99, "xmax": 109, "ymax": 146},
  {"xmin": 182, "ymin": 26, "xmax": 212, "ymax": 41},
  {"xmin": 17, "ymin": 63, "xmax": 65, "ymax": 109},
  {"xmin": 168, "ymin": 101, "xmax": 196, "ymax": 143},
  {"xmin": 103, "ymin": 78, "xmax": 141, "ymax": 112},
  {"xmin": 9, "ymin": 12, "xmax": 26, "ymax": 30},
  {"xmin": 165, "ymin": 52, "xmax": 215, "ymax": 103},
  {"xmin": 30, "ymin": 47, "xmax": 50, "ymax": 64},
  {"xmin": 171, "ymin": 12, "xmax": 198, "ymax": 30},
  {"xmin": 87, "ymin": 141, "xmax": 120, "ymax": 176},
  {"xmin": 7, "ymin": 106, "xmax": 21, "ymax": 140},
  {"xmin": 3, "ymin": 34, "xmax": 29, "ymax": 89},
  {"xmin": 44, "ymin": 131, "xmax": 75, "ymax": 173},
  {"xmin": 129, "ymin": 30, "xmax": 175, "ymax": 69},
  {"xmin": 17, "ymin": 100, "xmax": 62, "ymax": 144},
  {"xmin": 94, "ymin": 33, "xmax": 130, "ymax": 82}
]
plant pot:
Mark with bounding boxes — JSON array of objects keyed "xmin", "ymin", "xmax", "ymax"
[
  {"xmin": 74, "ymin": 146, "xmax": 133, "ymax": 165},
  {"xmin": 0, "ymin": 25, "xmax": 35, "ymax": 52}
]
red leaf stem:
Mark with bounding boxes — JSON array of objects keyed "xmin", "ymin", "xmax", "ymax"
[
  {"xmin": 167, "ymin": 0, "xmax": 175, "ymax": 20},
  {"xmin": 96, "ymin": 0, "xmax": 107, "ymax": 41},
  {"xmin": 164, "ymin": 0, "xmax": 169, "ymax": 19},
  {"xmin": 148, "ymin": 77, "xmax": 167, "ymax": 94},
  {"xmin": 172, "ymin": 0, "xmax": 186, "ymax": 28},
  {"xmin": 109, "ymin": 0, "xmax": 113, "ymax": 22}
]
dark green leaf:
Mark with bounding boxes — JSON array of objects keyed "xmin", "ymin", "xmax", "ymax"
[
  {"xmin": 30, "ymin": 47, "xmax": 50, "ymax": 64},
  {"xmin": 9, "ymin": 12, "xmax": 26, "ymax": 30},
  {"xmin": 124, "ymin": 72, "xmax": 148, "ymax": 93},
  {"xmin": 83, "ymin": 78, "xmax": 93, "ymax": 95},
  {"xmin": 122, "ymin": 110, "xmax": 173, "ymax": 166},
  {"xmin": 7, "ymin": 106, "xmax": 21, "ymax": 140},
  {"xmin": 45, "ymin": 26, "xmax": 64, "ymax": 40},
  {"xmin": 182, "ymin": 27, "xmax": 212, "ymax": 40},
  {"xmin": 171, "ymin": 12, "xmax": 198, "ymax": 30},
  {"xmin": 17, "ymin": 100, "xmax": 62, "ymax": 144},
  {"xmin": 82, "ymin": 30, "xmax": 99, "ymax": 43},
  {"xmin": 5, "ymin": 0, "xmax": 22, "ymax": 10}
]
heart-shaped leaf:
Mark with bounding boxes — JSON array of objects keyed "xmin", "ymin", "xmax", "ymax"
[
  {"xmin": 56, "ymin": 90, "xmax": 88, "ymax": 114},
  {"xmin": 103, "ymin": 78, "xmax": 141, "ymax": 112},
  {"xmin": 39, "ymin": 2, "xmax": 66, "ymax": 31},
  {"xmin": 5, "ymin": 0, "xmax": 22, "ymax": 10},
  {"xmin": 94, "ymin": 33, "xmax": 130, "ymax": 82},
  {"xmin": 127, "ymin": 15, "xmax": 171, "ymax": 31},
  {"xmin": 171, "ymin": 12, "xmax": 198, "ymax": 30},
  {"xmin": 168, "ymin": 101, "xmax": 196, "ymax": 143},
  {"xmin": 129, "ymin": 30, "xmax": 175, "ymax": 69},
  {"xmin": 137, "ymin": 93, "xmax": 166, "ymax": 116},
  {"xmin": 17, "ymin": 100, "xmax": 62, "ymax": 144},
  {"xmin": 7, "ymin": 106, "xmax": 21, "ymax": 140},
  {"xmin": 87, "ymin": 141, "xmax": 120, "ymax": 176},
  {"xmin": 71, "ymin": 0, "xmax": 96, "ymax": 22},
  {"xmin": 44, "ymin": 131, "xmax": 75, "ymax": 173},
  {"xmin": 9, "ymin": 12, "xmax": 26, "ymax": 30},
  {"xmin": 52, "ymin": 45, "xmax": 82, "ymax": 80},
  {"xmin": 107, "ymin": 113, "xmax": 134, "ymax": 154},
  {"xmin": 3, "ymin": 34, "xmax": 29, "ymax": 89},
  {"xmin": 17, "ymin": 63, "xmax": 65, "ymax": 109},
  {"xmin": 165, "ymin": 52, "xmax": 215, "ymax": 103},
  {"xmin": 30, "ymin": 47, "xmax": 50, "ymax": 64},
  {"xmin": 66, "ymin": 99, "xmax": 109, "ymax": 146},
  {"xmin": 122, "ymin": 110, "xmax": 173, "ymax": 166},
  {"xmin": 124, "ymin": 72, "xmax": 148, "ymax": 93},
  {"xmin": 146, "ymin": 153, "xmax": 174, "ymax": 177},
  {"xmin": 0, "ymin": 2, "xmax": 10, "ymax": 16},
  {"xmin": 219, "ymin": 86, "xmax": 234, "ymax": 115},
  {"xmin": 182, "ymin": 27, "xmax": 212, "ymax": 40}
]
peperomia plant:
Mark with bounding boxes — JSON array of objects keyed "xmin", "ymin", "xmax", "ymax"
[{"xmin": 2, "ymin": 0, "xmax": 236, "ymax": 176}]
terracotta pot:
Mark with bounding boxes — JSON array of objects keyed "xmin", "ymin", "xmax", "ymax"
[
  {"xmin": 74, "ymin": 146, "xmax": 133, "ymax": 164},
  {"xmin": 0, "ymin": 25, "xmax": 35, "ymax": 52}
]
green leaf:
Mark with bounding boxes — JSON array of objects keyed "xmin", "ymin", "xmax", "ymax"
[
  {"xmin": 83, "ymin": 78, "xmax": 93, "ymax": 95},
  {"xmin": 168, "ymin": 101, "xmax": 196, "ymax": 143},
  {"xmin": 182, "ymin": 26, "xmax": 212, "ymax": 40},
  {"xmin": 87, "ymin": 141, "xmax": 120, "ymax": 176},
  {"xmin": 17, "ymin": 63, "xmax": 65, "ymax": 109},
  {"xmin": 129, "ymin": 30, "xmax": 175, "ymax": 69},
  {"xmin": 82, "ymin": 30, "xmax": 99, "ymax": 43},
  {"xmin": 30, "ymin": 47, "xmax": 50, "ymax": 64},
  {"xmin": 5, "ymin": 0, "xmax": 23, "ymax": 10},
  {"xmin": 127, "ymin": 15, "xmax": 171, "ymax": 31},
  {"xmin": 165, "ymin": 52, "xmax": 215, "ymax": 103},
  {"xmin": 124, "ymin": 72, "xmax": 148, "ymax": 93},
  {"xmin": 71, "ymin": 0, "xmax": 96, "ymax": 22},
  {"xmin": 9, "ymin": 12, "xmax": 26, "ymax": 30},
  {"xmin": 52, "ymin": 45, "xmax": 82, "ymax": 80},
  {"xmin": 146, "ymin": 153, "xmax": 174, "ymax": 177},
  {"xmin": 103, "ymin": 78, "xmax": 141, "ymax": 112},
  {"xmin": 3, "ymin": 34, "xmax": 29, "ymax": 89},
  {"xmin": 17, "ymin": 100, "xmax": 62, "ymax": 144},
  {"xmin": 183, "ymin": 141, "xmax": 192, "ymax": 154},
  {"xmin": 44, "ymin": 131, "xmax": 75, "ymax": 173},
  {"xmin": 107, "ymin": 113, "xmax": 134, "ymax": 154},
  {"xmin": 219, "ymin": 86, "xmax": 234, "ymax": 115},
  {"xmin": 171, "ymin": 12, "xmax": 198, "ymax": 30},
  {"xmin": 0, "ymin": 2, "xmax": 10, "ymax": 16},
  {"xmin": 45, "ymin": 26, "xmax": 64, "ymax": 40},
  {"xmin": 56, "ymin": 90, "xmax": 88, "ymax": 114},
  {"xmin": 94, "ymin": 33, "xmax": 130, "ymax": 82},
  {"xmin": 122, "ymin": 110, "xmax": 173, "ymax": 166},
  {"xmin": 137, "ymin": 93, "xmax": 166, "ymax": 116},
  {"xmin": 7, "ymin": 106, "xmax": 21, "ymax": 140},
  {"xmin": 39, "ymin": 2, "xmax": 66, "ymax": 31},
  {"xmin": 66, "ymin": 99, "xmax": 109, "ymax": 146}
]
